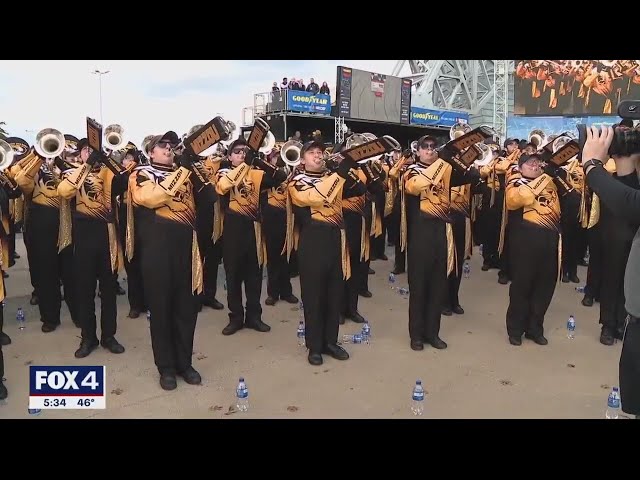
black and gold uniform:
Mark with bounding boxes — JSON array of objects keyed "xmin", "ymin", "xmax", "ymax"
[
  {"xmin": 215, "ymin": 138, "xmax": 288, "ymax": 336},
  {"xmin": 196, "ymin": 155, "xmax": 224, "ymax": 310},
  {"xmin": 11, "ymin": 151, "xmax": 77, "ymax": 332},
  {"xmin": 262, "ymin": 159, "xmax": 297, "ymax": 306},
  {"xmin": 129, "ymin": 138, "xmax": 216, "ymax": 390},
  {"xmin": 402, "ymin": 149, "xmax": 479, "ymax": 351},
  {"xmin": 559, "ymin": 158, "xmax": 585, "ymax": 283},
  {"xmin": 504, "ymin": 154, "xmax": 563, "ymax": 346},
  {"xmin": 0, "ymin": 178, "xmax": 13, "ymax": 400},
  {"xmin": 58, "ymin": 140, "xmax": 128, "ymax": 358},
  {"xmin": 286, "ymin": 142, "xmax": 365, "ymax": 365},
  {"xmin": 388, "ymin": 152, "xmax": 411, "ymax": 274}
]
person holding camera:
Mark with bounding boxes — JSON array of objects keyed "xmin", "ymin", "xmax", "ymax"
[
  {"xmin": 582, "ymin": 124, "xmax": 640, "ymax": 418},
  {"xmin": 582, "ymin": 125, "xmax": 640, "ymax": 346}
]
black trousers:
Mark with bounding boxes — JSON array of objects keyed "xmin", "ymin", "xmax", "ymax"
[
  {"xmin": 481, "ymin": 191, "xmax": 503, "ymax": 268},
  {"xmin": 371, "ymin": 193, "xmax": 386, "ymax": 259},
  {"xmin": 196, "ymin": 205, "xmax": 221, "ymax": 301},
  {"xmin": 222, "ymin": 214, "xmax": 263, "ymax": 325},
  {"xmin": 118, "ymin": 205, "xmax": 145, "ymax": 312},
  {"xmin": 26, "ymin": 206, "xmax": 76, "ymax": 326},
  {"xmin": 407, "ymin": 217, "xmax": 447, "ymax": 342},
  {"xmin": 585, "ymin": 223, "xmax": 603, "ymax": 299},
  {"xmin": 23, "ymin": 218, "xmax": 37, "ymax": 296},
  {"xmin": 263, "ymin": 207, "xmax": 293, "ymax": 299},
  {"xmin": 0, "ymin": 306, "xmax": 3, "ymax": 378},
  {"xmin": 298, "ymin": 224, "xmax": 343, "ymax": 353},
  {"xmin": 343, "ymin": 212, "xmax": 366, "ymax": 315},
  {"xmin": 389, "ymin": 198, "xmax": 405, "ymax": 272},
  {"xmin": 444, "ymin": 214, "xmax": 466, "ymax": 310},
  {"xmin": 141, "ymin": 223, "xmax": 198, "ymax": 375},
  {"xmin": 72, "ymin": 219, "xmax": 117, "ymax": 342},
  {"xmin": 620, "ymin": 316, "xmax": 640, "ymax": 415},
  {"xmin": 561, "ymin": 193, "xmax": 581, "ymax": 277},
  {"xmin": 599, "ymin": 228, "xmax": 633, "ymax": 332},
  {"xmin": 506, "ymin": 226, "xmax": 558, "ymax": 338}
]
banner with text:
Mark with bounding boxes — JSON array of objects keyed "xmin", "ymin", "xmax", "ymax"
[
  {"xmin": 410, "ymin": 107, "xmax": 470, "ymax": 127},
  {"xmin": 287, "ymin": 90, "xmax": 331, "ymax": 114}
]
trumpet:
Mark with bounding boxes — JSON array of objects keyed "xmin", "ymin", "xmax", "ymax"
[
  {"xmin": 34, "ymin": 128, "xmax": 66, "ymax": 159},
  {"xmin": 280, "ymin": 139, "xmax": 302, "ymax": 167}
]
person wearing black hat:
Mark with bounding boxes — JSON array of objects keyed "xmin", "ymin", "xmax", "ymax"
[
  {"xmin": 129, "ymin": 130, "xmax": 216, "ymax": 390},
  {"xmin": 402, "ymin": 135, "xmax": 480, "ymax": 351},
  {"xmin": 214, "ymin": 137, "xmax": 288, "ymax": 336},
  {"xmin": 504, "ymin": 153, "xmax": 563, "ymax": 346},
  {"xmin": 10, "ymin": 142, "xmax": 79, "ymax": 333},
  {"xmin": 115, "ymin": 143, "xmax": 146, "ymax": 318},
  {"xmin": 286, "ymin": 139, "xmax": 363, "ymax": 365},
  {"xmin": 58, "ymin": 137, "xmax": 129, "ymax": 358}
]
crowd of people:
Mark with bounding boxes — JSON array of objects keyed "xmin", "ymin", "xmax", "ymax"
[{"xmin": 271, "ymin": 77, "xmax": 331, "ymax": 96}]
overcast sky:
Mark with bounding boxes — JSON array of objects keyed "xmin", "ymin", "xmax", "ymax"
[{"xmin": 0, "ymin": 60, "xmax": 398, "ymax": 148}]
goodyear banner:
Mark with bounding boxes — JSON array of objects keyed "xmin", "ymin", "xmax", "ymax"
[
  {"xmin": 287, "ymin": 90, "xmax": 331, "ymax": 114},
  {"xmin": 410, "ymin": 107, "xmax": 470, "ymax": 127}
]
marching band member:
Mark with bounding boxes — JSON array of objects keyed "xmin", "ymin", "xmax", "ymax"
[
  {"xmin": 10, "ymin": 144, "xmax": 78, "ymax": 332},
  {"xmin": 402, "ymin": 135, "xmax": 480, "ymax": 351},
  {"xmin": 0, "ymin": 182, "xmax": 8, "ymax": 398},
  {"xmin": 286, "ymin": 140, "xmax": 363, "ymax": 365},
  {"xmin": 116, "ymin": 144, "xmax": 146, "ymax": 318},
  {"xmin": 0, "ymin": 170, "xmax": 20, "ymax": 348},
  {"xmin": 262, "ymin": 148, "xmax": 298, "ymax": 306},
  {"xmin": 389, "ymin": 150, "xmax": 411, "ymax": 275},
  {"xmin": 129, "ymin": 131, "xmax": 215, "ymax": 390},
  {"xmin": 58, "ymin": 139, "xmax": 128, "ymax": 358},
  {"xmin": 504, "ymin": 153, "xmax": 563, "ymax": 346},
  {"xmin": 559, "ymin": 157, "xmax": 584, "ymax": 283},
  {"xmin": 196, "ymin": 151, "xmax": 225, "ymax": 311},
  {"xmin": 214, "ymin": 138, "xmax": 288, "ymax": 336}
]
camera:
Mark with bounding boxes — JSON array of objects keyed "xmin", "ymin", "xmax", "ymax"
[{"xmin": 577, "ymin": 100, "xmax": 640, "ymax": 158}]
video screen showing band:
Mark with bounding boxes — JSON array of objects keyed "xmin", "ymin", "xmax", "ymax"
[{"xmin": 514, "ymin": 60, "xmax": 640, "ymax": 116}]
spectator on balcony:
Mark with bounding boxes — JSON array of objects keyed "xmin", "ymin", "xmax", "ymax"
[
  {"xmin": 298, "ymin": 79, "xmax": 306, "ymax": 91},
  {"xmin": 281, "ymin": 77, "xmax": 289, "ymax": 90},
  {"xmin": 288, "ymin": 78, "xmax": 298, "ymax": 90},
  {"xmin": 289, "ymin": 131, "xmax": 302, "ymax": 142},
  {"xmin": 306, "ymin": 78, "xmax": 319, "ymax": 95},
  {"xmin": 319, "ymin": 82, "xmax": 330, "ymax": 95},
  {"xmin": 272, "ymin": 82, "xmax": 280, "ymax": 92}
]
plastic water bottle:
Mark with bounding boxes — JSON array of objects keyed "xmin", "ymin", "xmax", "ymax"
[
  {"xmin": 575, "ymin": 285, "xmax": 585, "ymax": 294},
  {"xmin": 605, "ymin": 387, "xmax": 621, "ymax": 419},
  {"xmin": 388, "ymin": 272, "xmax": 396, "ymax": 290},
  {"xmin": 342, "ymin": 333, "xmax": 363, "ymax": 344},
  {"xmin": 361, "ymin": 320, "xmax": 371, "ymax": 345},
  {"xmin": 147, "ymin": 310, "xmax": 151, "ymax": 322},
  {"xmin": 463, "ymin": 261, "xmax": 471, "ymax": 279},
  {"xmin": 236, "ymin": 377, "xmax": 248, "ymax": 412},
  {"xmin": 567, "ymin": 315, "xmax": 576, "ymax": 339},
  {"xmin": 411, "ymin": 380, "xmax": 425, "ymax": 416},
  {"xmin": 479, "ymin": 244, "xmax": 483, "ymax": 255},
  {"xmin": 28, "ymin": 407, "xmax": 42, "ymax": 415},
  {"xmin": 16, "ymin": 307, "xmax": 25, "ymax": 330},
  {"xmin": 398, "ymin": 287, "xmax": 409, "ymax": 298},
  {"xmin": 298, "ymin": 300, "xmax": 304, "ymax": 312},
  {"xmin": 296, "ymin": 320, "xmax": 305, "ymax": 347}
]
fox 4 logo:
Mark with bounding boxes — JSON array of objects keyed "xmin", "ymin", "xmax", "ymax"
[{"xmin": 30, "ymin": 366, "xmax": 105, "ymax": 395}]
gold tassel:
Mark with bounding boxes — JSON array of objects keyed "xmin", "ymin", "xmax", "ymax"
[
  {"xmin": 125, "ymin": 182, "xmax": 135, "ymax": 261},
  {"xmin": 579, "ymin": 186, "xmax": 588, "ymax": 228},
  {"xmin": 360, "ymin": 217, "xmax": 367, "ymax": 261},
  {"xmin": 465, "ymin": 217, "xmax": 472, "ymax": 259},
  {"xmin": 557, "ymin": 232, "xmax": 562, "ymax": 283},
  {"xmin": 15, "ymin": 196, "xmax": 24, "ymax": 223},
  {"xmin": 283, "ymin": 187, "xmax": 294, "ymax": 258},
  {"xmin": 446, "ymin": 222, "xmax": 455, "ymax": 276},
  {"xmin": 254, "ymin": 221, "xmax": 266, "ymax": 267},
  {"xmin": 498, "ymin": 192, "xmax": 508, "ymax": 254},
  {"xmin": 0, "ymin": 270, "xmax": 4, "ymax": 303},
  {"xmin": 213, "ymin": 201, "xmax": 223, "ymax": 244},
  {"xmin": 192, "ymin": 230, "xmax": 203, "ymax": 294},
  {"xmin": 384, "ymin": 181, "xmax": 395, "ymax": 217},
  {"xmin": 341, "ymin": 228, "xmax": 351, "ymax": 280},
  {"xmin": 57, "ymin": 198, "xmax": 72, "ymax": 253},
  {"xmin": 107, "ymin": 223, "xmax": 120, "ymax": 273},
  {"xmin": 489, "ymin": 170, "xmax": 496, "ymax": 207},
  {"xmin": 588, "ymin": 194, "xmax": 600, "ymax": 228},
  {"xmin": 400, "ymin": 174, "xmax": 407, "ymax": 253}
]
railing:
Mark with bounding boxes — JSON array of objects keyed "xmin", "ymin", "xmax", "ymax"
[{"xmin": 254, "ymin": 89, "xmax": 332, "ymax": 116}]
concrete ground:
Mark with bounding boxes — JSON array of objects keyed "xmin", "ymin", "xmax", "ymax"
[{"xmin": 0, "ymin": 234, "xmax": 625, "ymax": 419}]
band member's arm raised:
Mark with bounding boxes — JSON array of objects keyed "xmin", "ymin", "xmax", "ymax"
[
  {"xmin": 404, "ymin": 167, "xmax": 432, "ymax": 195},
  {"xmin": 451, "ymin": 165, "xmax": 481, "ymax": 187},
  {"xmin": 215, "ymin": 163, "xmax": 250, "ymax": 195},
  {"xmin": 505, "ymin": 180, "xmax": 536, "ymax": 210},
  {"xmin": 343, "ymin": 169, "xmax": 367, "ymax": 199},
  {"xmin": 254, "ymin": 157, "xmax": 288, "ymax": 189},
  {"xmin": 11, "ymin": 155, "xmax": 44, "ymax": 196},
  {"xmin": 130, "ymin": 171, "xmax": 175, "ymax": 209},
  {"xmin": 289, "ymin": 172, "xmax": 346, "ymax": 207}
]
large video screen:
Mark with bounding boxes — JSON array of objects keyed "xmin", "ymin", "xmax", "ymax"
[
  {"xmin": 514, "ymin": 60, "xmax": 640, "ymax": 116},
  {"xmin": 336, "ymin": 66, "xmax": 412, "ymax": 125}
]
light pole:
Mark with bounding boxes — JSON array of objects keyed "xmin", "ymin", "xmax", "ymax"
[{"xmin": 92, "ymin": 69, "xmax": 110, "ymax": 125}]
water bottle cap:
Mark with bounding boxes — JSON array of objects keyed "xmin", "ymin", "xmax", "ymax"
[
  {"xmin": 239, "ymin": 377, "xmax": 244, "ymax": 382},
  {"xmin": 613, "ymin": 387, "xmax": 618, "ymax": 391},
  {"xmin": 416, "ymin": 380, "xmax": 422, "ymax": 384}
]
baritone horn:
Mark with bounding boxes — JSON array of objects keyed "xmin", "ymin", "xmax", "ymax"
[
  {"xmin": 35, "ymin": 128, "xmax": 66, "ymax": 159},
  {"xmin": 0, "ymin": 140, "xmax": 14, "ymax": 170},
  {"xmin": 259, "ymin": 131, "xmax": 276, "ymax": 154},
  {"xmin": 528, "ymin": 129, "xmax": 547, "ymax": 148},
  {"xmin": 450, "ymin": 122, "xmax": 472, "ymax": 140},
  {"xmin": 280, "ymin": 139, "xmax": 302, "ymax": 167},
  {"xmin": 103, "ymin": 124, "xmax": 129, "ymax": 151},
  {"xmin": 473, "ymin": 143, "xmax": 494, "ymax": 167}
]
